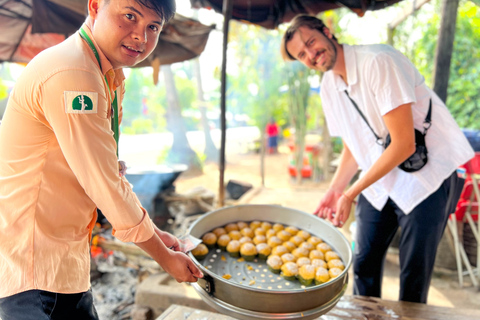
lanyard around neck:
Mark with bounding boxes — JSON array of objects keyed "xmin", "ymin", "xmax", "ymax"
[{"xmin": 79, "ymin": 27, "xmax": 119, "ymax": 157}]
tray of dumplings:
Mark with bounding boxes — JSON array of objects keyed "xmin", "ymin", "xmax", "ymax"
[{"xmin": 187, "ymin": 204, "xmax": 352, "ymax": 320}]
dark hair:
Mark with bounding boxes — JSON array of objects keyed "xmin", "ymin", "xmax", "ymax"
[
  {"xmin": 102, "ymin": 0, "xmax": 176, "ymax": 24},
  {"xmin": 137, "ymin": 0, "xmax": 176, "ymax": 24},
  {"xmin": 280, "ymin": 14, "xmax": 337, "ymax": 61}
]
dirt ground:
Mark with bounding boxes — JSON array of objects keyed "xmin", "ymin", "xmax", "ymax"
[{"xmin": 173, "ymin": 144, "xmax": 480, "ymax": 311}]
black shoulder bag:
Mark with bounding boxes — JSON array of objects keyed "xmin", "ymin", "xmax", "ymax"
[{"xmin": 344, "ymin": 91, "xmax": 432, "ymax": 173}]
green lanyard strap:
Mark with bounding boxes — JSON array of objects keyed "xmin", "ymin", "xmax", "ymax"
[{"xmin": 79, "ymin": 27, "xmax": 119, "ymax": 157}]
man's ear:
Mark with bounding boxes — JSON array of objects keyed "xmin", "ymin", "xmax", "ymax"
[
  {"xmin": 88, "ymin": 0, "xmax": 100, "ymax": 19},
  {"xmin": 322, "ymin": 26, "xmax": 333, "ymax": 39}
]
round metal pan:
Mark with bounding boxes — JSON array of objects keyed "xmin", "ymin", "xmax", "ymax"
[{"xmin": 187, "ymin": 204, "xmax": 352, "ymax": 318}]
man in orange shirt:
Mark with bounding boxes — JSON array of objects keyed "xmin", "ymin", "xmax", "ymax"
[{"xmin": 0, "ymin": 1, "xmax": 203, "ymax": 319}]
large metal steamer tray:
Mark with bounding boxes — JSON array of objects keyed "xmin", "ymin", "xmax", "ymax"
[{"xmin": 187, "ymin": 204, "xmax": 352, "ymax": 320}]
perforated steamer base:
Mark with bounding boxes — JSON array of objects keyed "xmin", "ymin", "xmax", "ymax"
[{"xmin": 201, "ymin": 248, "xmax": 308, "ymax": 291}]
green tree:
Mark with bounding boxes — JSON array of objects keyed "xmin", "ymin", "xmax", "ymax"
[{"xmin": 394, "ymin": 0, "xmax": 480, "ymax": 129}]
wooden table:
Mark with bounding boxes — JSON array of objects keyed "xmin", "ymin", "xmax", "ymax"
[{"xmin": 157, "ymin": 295, "xmax": 480, "ymax": 320}]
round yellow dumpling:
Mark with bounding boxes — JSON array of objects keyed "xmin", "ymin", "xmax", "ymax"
[
  {"xmin": 329, "ymin": 267, "xmax": 343, "ymax": 279},
  {"xmin": 298, "ymin": 264, "xmax": 316, "ymax": 286},
  {"xmin": 191, "ymin": 243, "xmax": 209, "ymax": 260},
  {"xmin": 327, "ymin": 259, "xmax": 345, "ymax": 271},
  {"xmin": 281, "ymin": 253, "xmax": 297, "ymax": 263},
  {"xmin": 317, "ymin": 242, "xmax": 332, "ymax": 254},
  {"xmin": 299, "ymin": 242, "xmax": 314, "ymax": 251},
  {"xmin": 309, "ymin": 250, "xmax": 325, "ymax": 261},
  {"xmin": 249, "ymin": 220, "xmax": 262, "ymax": 230},
  {"xmin": 253, "ymin": 235, "xmax": 267, "ymax": 245},
  {"xmin": 307, "ymin": 236, "xmax": 323, "ymax": 246},
  {"xmin": 285, "ymin": 226, "xmax": 299, "ymax": 236},
  {"xmin": 315, "ymin": 267, "xmax": 330, "ymax": 285},
  {"xmin": 239, "ymin": 236, "xmax": 253, "ymax": 245},
  {"xmin": 267, "ymin": 236, "xmax": 282, "ymax": 248},
  {"xmin": 296, "ymin": 257, "xmax": 311, "ymax": 267},
  {"xmin": 282, "ymin": 241, "xmax": 297, "ymax": 252},
  {"xmin": 256, "ymin": 243, "xmax": 271, "ymax": 260},
  {"xmin": 267, "ymin": 255, "xmax": 282, "ymax": 273},
  {"xmin": 325, "ymin": 251, "xmax": 340, "ymax": 262},
  {"xmin": 237, "ymin": 221, "xmax": 249, "ymax": 230},
  {"xmin": 240, "ymin": 242, "xmax": 257, "ymax": 261},
  {"xmin": 290, "ymin": 235, "xmax": 304, "ymax": 247},
  {"xmin": 311, "ymin": 259, "xmax": 327, "ymax": 269},
  {"xmin": 217, "ymin": 234, "xmax": 231, "ymax": 250},
  {"xmin": 225, "ymin": 223, "xmax": 239, "ymax": 233},
  {"xmin": 240, "ymin": 227, "xmax": 254, "ymax": 238},
  {"xmin": 272, "ymin": 245, "xmax": 289, "ymax": 257},
  {"xmin": 226, "ymin": 240, "xmax": 241, "ymax": 258},
  {"xmin": 202, "ymin": 232, "xmax": 217, "ymax": 249},
  {"xmin": 272, "ymin": 223, "xmax": 284, "ymax": 232},
  {"xmin": 292, "ymin": 247, "xmax": 309, "ymax": 259},
  {"xmin": 265, "ymin": 229, "xmax": 276, "ymax": 239},
  {"xmin": 228, "ymin": 230, "xmax": 242, "ymax": 241},
  {"xmin": 261, "ymin": 221, "xmax": 272, "ymax": 231},
  {"xmin": 297, "ymin": 230, "xmax": 311, "ymax": 240},
  {"xmin": 281, "ymin": 261, "xmax": 298, "ymax": 281},
  {"xmin": 212, "ymin": 227, "xmax": 227, "ymax": 238},
  {"xmin": 276, "ymin": 230, "xmax": 292, "ymax": 242},
  {"xmin": 254, "ymin": 228, "xmax": 266, "ymax": 236}
]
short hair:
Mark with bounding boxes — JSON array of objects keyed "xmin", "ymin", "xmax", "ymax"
[
  {"xmin": 280, "ymin": 14, "xmax": 336, "ymax": 61},
  {"xmin": 102, "ymin": 0, "xmax": 176, "ymax": 24},
  {"xmin": 138, "ymin": 0, "xmax": 176, "ymax": 24}
]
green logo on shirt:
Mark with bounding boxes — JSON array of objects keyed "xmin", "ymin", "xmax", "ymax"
[{"xmin": 72, "ymin": 95, "xmax": 93, "ymax": 111}]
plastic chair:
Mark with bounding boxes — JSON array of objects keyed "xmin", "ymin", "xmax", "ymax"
[
  {"xmin": 450, "ymin": 152, "xmax": 480, "ymax": 287},
  {"xmin": 448, "ymin": 199, "xmax": 479, "ymax": 288},
  {"xmin": 461, "ymin": 152, "xmax": 480, "ymax": 273}
]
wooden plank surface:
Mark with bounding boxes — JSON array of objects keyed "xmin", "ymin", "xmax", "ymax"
[{"xmin": 157, "ymin": 295, "xmax": 480, "ymax": 320}]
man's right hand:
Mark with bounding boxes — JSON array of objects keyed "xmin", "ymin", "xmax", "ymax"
[{"xmin": 161, "ymin": 250, "xmax": 203, "ymax": 283}]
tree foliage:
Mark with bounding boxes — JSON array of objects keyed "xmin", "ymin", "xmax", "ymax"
[{"xmin": 394, "ymin": 0, "xmax": 480, "ymax": 129}]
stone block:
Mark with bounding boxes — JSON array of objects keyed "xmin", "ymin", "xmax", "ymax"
[{"xmin": 135, "ymin": 273, "xmax": 216, "ymax": 319}]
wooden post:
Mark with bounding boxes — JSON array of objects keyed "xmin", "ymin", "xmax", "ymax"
[
  {"xmin": 218, "ymin": 0, "xmax": 233, "ymax": 207},
  {"xmin": 432, "ymin": 0, "xmax": 460, "ymax": 103}
]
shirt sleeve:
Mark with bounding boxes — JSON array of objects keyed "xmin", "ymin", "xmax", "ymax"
[
  {"xmin": 366, "ymin": 50, "xmax": 417, "ymax": 116},
  {"xmin": 39, "ymin": 68, "xmax": 154, "ymax": 243}
]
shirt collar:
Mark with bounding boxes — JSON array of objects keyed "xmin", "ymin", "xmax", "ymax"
[
  {"xmin": 80, "ymin": 19, "xmax": 125, "ymax": 88},
  {"xmin": 331, "ymin": 44, "xmax": 358, "ymax": 92}
]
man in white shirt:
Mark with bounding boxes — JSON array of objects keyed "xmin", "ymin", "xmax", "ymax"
[{"xmin": 281, "ymin": 14, "xmax": 473, "ymax": 303}]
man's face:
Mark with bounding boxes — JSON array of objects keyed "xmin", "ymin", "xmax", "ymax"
[
  {"xmin": 90, "ymin": 0, "xmax": 163, "ymax": 69},
  {"xmin": 286, "ymin": 26, "xmax": 337, "ymax": 72}
]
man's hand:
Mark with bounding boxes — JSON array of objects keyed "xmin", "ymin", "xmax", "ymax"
[
  {"xmin": 155, "ymin": 228, "xmax": 180, "ymax": 251},
  {"xmin": 314, "ymin": 189, "xmax": 342, "ymax": 222},
  {"xmin": 162, "ymin": 250, "xmax": 204, "ymax": 283}
]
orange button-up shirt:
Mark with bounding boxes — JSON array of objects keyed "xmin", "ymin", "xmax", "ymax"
[{"xmin": 0, "ymin": 21, "xmax": 155, "ymax": 298}]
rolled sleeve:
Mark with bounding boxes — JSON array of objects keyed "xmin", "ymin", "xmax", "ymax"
[{"xmin": 112, "ymin": 208, "xmax": 155, "ymax": 243}]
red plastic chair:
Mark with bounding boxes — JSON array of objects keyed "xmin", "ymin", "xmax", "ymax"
[{"xmin": 449, "ymin": 152, "xmax": 480, "ymax": 287}]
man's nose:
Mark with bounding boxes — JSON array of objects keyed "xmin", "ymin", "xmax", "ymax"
[
  {"xmin": 133, "ymin": 26, "xmax": 147, "ymax": 43},
  {"xmin": 305, "ymin": 47, "xmax": 316, "ymax": 60}
]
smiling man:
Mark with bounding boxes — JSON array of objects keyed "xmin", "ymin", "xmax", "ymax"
[
  {"xmin": 0, "ymin": 1, "xmax": 203, "ymax": 319},
  {"xmin": 281, "ymin": 15, "xmax": 473, "ymax": 304}
]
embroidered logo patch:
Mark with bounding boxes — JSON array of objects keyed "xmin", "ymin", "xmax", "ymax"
[{"xmin": 64, "ymin": 91, "xmax": 98, "ymax": 114}]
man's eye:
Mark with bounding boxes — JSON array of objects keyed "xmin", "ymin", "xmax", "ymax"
[
  {"xmin": 298, "ymin": 53, "xmax": 304, "ymax": 59},
  {"xmin": 308, "ymin": 39, "xmax": 315, "ymax": 46},
  {"xmin": 126, "ymin": 13, "xmax": 135, "ymax": 20},
  {"xmin": 150, "ymin": 25, "xmax": 159, "ymax": 32}
]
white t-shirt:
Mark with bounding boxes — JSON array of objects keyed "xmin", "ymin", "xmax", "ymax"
[{"xmin": 321, "ymin": 44, "xmax": 474, "ymax": 213}]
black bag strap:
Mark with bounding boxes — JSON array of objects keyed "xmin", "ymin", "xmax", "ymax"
[
  {"xmin": 344, "ymin": 90, "xmax": 432, "ymax": 144},
  {"xmin": 344, "ymin": 90, "xmax": 384, "ymax": 146}
]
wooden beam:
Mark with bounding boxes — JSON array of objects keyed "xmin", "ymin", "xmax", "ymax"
[
  {"xmin": 218, "ymin": 0, "xmax": 233, "ymax": 208},
  {"xmin": 433, "ymin": 0, "xmax": 460, "ymax": 103}
]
